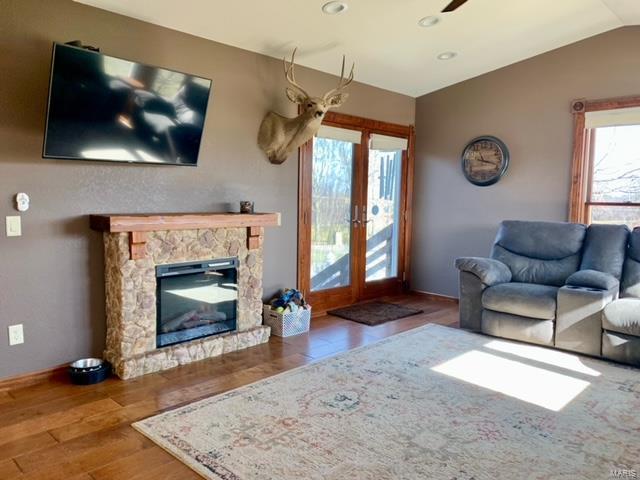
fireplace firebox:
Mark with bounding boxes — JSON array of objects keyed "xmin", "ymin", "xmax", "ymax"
[{"xmin": 156, "ymin": 258, "xmax": 238, "ymax": 348}]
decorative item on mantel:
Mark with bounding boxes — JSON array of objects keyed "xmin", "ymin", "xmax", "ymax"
[
  {"xmin": 89, "ymin": 211, "xmax": 281, "ymax": 379},
  {"xmin": 240, "ymin": 201, "xmax": 254, "ymax": 214}
]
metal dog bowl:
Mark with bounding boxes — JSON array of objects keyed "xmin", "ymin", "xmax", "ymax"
[
  {"xmin": 69, "ymin": 358, "xmax": 111, "ymax": 385},
  {"xmin": 70, "ymin": 358, "xmax": 103, "ymax": 371}
]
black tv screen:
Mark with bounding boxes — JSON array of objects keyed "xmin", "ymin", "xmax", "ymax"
[{"xmin": 43, "ymin": 43, "xmax": 212, "ymax": 166}]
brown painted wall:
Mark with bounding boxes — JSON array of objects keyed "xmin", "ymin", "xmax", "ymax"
[
  {"xmin": 0, "ymin": 0, "xmax": 415, "ymax": 378},
  {"xmin": 412, "ymin": 27, "xmax": 640, "ymax": 297}
]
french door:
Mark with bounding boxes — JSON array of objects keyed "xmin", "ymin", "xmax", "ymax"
[{"xmin": 298, "ymin": 112, "xmax": 414, "ymax": 313}]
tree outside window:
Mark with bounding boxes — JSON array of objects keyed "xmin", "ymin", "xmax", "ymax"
[{"xmin": 588, "ymin": 125, "xmax": 640, "ymax": 229}]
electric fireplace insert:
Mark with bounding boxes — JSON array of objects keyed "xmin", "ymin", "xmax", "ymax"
[{"xmin": 156, "ymin": 258, "xmax": 238, "ymax": 348}]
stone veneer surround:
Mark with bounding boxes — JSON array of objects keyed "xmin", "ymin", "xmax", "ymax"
[{"xmin": 103, "ymin": 227, "xmax": 270, "ymax": 379}]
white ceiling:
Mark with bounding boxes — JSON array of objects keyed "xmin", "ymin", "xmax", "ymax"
[{"xmin": 76, "ymin": 0, "xmax": 640, "ymax": 97}]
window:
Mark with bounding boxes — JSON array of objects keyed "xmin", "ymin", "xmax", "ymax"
[
  {"xmin": 589, "ymin": 125, "xmax": 640, "ymax": 227},
  {"xmin": 103, "ymin": 56, "xmax": 135, "ymax": 78},
  {"xmin": 569, "ymin": 97, "xmax": 640, "ymax": 229}
]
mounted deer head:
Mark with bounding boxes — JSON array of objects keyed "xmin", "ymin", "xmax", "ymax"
[{"xmin": 258, "ymin": 48, "xmax": 354, "ymax": 164}]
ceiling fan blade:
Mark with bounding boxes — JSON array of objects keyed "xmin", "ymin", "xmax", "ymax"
[{"xmin": 441, "ymin": 0, "xmax": 469, "ymax": 12}]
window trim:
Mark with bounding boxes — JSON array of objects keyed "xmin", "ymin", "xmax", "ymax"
[{"xmin": 569, "ymin": 95, "xmax": 640, "ymax": 223}]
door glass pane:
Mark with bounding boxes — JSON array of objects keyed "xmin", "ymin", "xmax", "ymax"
[
  {"xmin": 366, "ymin": 148, "xmax": 403, "ymax": 281},
  {"xmin": 311, "ymin": 137, "xmax": 355, "ymax": 291}
]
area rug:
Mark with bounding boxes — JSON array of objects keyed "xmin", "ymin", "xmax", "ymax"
[
  {"xmin": 133, "ymin": 324, "xmax": 640, "ymax": 480},
  {"xmin": 327, "ymin": 301, "xmax": 422, "ymax": 325}
]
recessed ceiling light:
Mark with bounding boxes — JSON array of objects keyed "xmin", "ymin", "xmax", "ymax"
[
  {"xmin": 437, "ymin": 51, "xmax": 457, "ymax": 60},
  {"xmin": 418, "ymin": 16, "xmax": 440, "ymax": 27},
  {"xmin": 322, "ymin": 1, "xmax": 348, "ymax": 15}
]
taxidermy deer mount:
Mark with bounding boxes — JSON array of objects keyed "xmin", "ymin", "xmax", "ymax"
[{"xmin": 258, "ymin": 48, "xmax": 354, "ymax": 164}]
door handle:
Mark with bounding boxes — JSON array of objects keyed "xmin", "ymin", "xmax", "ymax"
[
  {"xmin": 351, "ymin": 205, "xmax": 361, "ymax": 225},
  {"xmin": 362, "ymin": 206, "xmax": 372, "ymax": 224}
]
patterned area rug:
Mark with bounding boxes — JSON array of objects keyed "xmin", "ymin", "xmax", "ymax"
[
  {"xmin": 328, "ymin": 301, "xmax": 423, "ymax": 325},
  {"xmin": 133, "ymin": 324, "xmax": 640, "ymax": 479}
]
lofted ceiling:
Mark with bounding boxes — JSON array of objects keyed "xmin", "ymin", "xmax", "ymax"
[{"xmin": 75, "ymin": 0, "xmax": 640, "ymax": 97}]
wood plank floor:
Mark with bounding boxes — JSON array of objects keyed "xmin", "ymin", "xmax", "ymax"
[{"xmin": 0, "ymin": 294, "xmax": 458, "ymax": 479}]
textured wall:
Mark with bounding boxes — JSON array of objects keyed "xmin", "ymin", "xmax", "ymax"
[
  {"xmin": 412, "ymin": 27, "xmax": 640, "ymax": 297},
  {"xmin": 0, "ymin": 0, "xmax": 415, "ymax": 378}
]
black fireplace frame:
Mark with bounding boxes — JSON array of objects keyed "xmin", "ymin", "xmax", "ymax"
[{"xmin": 155, "ymin": 257, "xmax": 239, "ymax": 348}]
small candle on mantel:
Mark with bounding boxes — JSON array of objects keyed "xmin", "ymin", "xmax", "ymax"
[{"xmin": 240, "ymin": 201, "xmax": 254, "ymax": 214}]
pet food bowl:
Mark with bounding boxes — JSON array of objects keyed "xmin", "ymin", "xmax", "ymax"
[{"xmin": 68, "ymin": 358, "xmax": 111, "ymax": 385}]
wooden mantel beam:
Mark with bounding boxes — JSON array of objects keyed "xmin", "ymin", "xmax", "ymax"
[
  {"xmin": 90, "ymin": 212, "xmax": 281, "ymax": 260},
  {"xmin": 90, "ymin": 212, "xmax": 281, "ymax": 233}
]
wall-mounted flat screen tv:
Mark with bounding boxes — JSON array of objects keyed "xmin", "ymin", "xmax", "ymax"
[{"xmin": 43, "ymin": 43, "xmax": 212, "ymax": 166}]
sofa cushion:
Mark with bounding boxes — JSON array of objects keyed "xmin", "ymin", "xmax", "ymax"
[
  {"xmin": 603, "ymin": 298, "xmax": 640, "ymax": 337},
  {"xmin": 580, "ymin": 224, "xmax": 629, "ymax": 278},
  {"xmin": 492, "ymin": 220, "xmax": 587, "ymax": 259},
  {"xmin": 482, "ymin": 283, "xmax": 558, "ymax": 320},
  {"xmin": 490, "ymin": 221, "xmax": 586, "ymax": 286},
  {"xmin": 482, "ymin": 310, "xmax": 554, "ymax": 346},
  {"xmin": 621, "ymin": 228, "xmax": 640, "ymax": 298}
]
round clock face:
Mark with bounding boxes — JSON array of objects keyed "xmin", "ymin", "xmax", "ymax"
[{"xmin": 461, "ymin": 136, "xmax": 509, "ymax": 186}]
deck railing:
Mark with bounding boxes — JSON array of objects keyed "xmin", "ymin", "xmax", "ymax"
[{"xmin": 311, "ymin": 223, "xmax": 394, "ymax": 291}]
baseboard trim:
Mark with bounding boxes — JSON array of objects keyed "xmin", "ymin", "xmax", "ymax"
[
  {"xmin": 0, "ymin": 363, "xmax": 68, "ymax": 392},
  {"xmin": 410, "ymin": 290, "xmax": 459, "ymax": 304}
]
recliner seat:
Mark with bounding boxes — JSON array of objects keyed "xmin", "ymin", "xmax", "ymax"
[{"xmin": 483, "ymin": 283, "xmax": 558, "ymax": 320}]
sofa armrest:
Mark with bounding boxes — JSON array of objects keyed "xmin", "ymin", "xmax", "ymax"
[
  {"xmin": 565, "ymin": 270, "xmax": 620, "ymax": 291},
  {"xmin": 458, "ymin": 271, "xmax": 483, "ymax": 331},
  {"xmin": 556, "ymin": 285, "xmax": 617, "ymax": 356},
  {"xmin": 455, "ymin": 257, "xmax": 512, "ymax": 287}
]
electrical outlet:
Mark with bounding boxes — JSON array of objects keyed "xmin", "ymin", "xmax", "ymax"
[
  {"xmin": 6, "ymin": 216, "xmax": 22, "ymax": 237},
  {"xmin": 8, "ymin": 324, "xmax": 24, "ymax": 346}
]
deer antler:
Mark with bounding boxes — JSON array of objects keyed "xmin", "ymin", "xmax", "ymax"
[
  {"xmin": 283, "ymin": 48, "xmax": 310, "ymax": 99},
  {"xmin": 324, "ymin": 55, "xmax": 355, "ymax": 100}
]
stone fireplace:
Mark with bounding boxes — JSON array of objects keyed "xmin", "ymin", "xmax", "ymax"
[{"xmin": 90, "ymin": 212, "xmax": 280, "ymax": 379}]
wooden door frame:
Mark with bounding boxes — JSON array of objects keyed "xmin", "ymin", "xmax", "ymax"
[
  {"xmin": 297, "ymin": 138, "xmax": 363, "ymax": 313},
  {"xmin": 297, "ymin": 111, "xmax": 415, "ymax": 312}
]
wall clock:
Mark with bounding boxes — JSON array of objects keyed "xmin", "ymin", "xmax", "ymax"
[{"xmin": 461, "ymin": 136, "xmax": 510, "ymax": 186}]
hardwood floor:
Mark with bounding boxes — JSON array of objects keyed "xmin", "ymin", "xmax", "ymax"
[{"xmin": 0, "ymin": 294, "xmax": 458, "ymax": 479}]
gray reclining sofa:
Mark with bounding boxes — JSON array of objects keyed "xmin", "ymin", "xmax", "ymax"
[{"xmin": 456, "ymin": 220, "xmax": 639, "ymax": 367}]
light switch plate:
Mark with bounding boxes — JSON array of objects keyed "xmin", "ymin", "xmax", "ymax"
[
  {"xmin": 8, "ymin": 324, "xmax": 24, "ymax": 346},
  {"xmin": 6, "ymin": 216, "xmax": 21, "ymax": 237}
]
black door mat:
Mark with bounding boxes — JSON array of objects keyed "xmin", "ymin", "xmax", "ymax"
[{"xmin": 328, "ymin": 301, "xmax": 423, "ymax": 326}]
